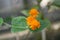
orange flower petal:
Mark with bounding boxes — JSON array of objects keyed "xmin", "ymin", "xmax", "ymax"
[
  {"xmin": 29, "ymin": 8, "xmax": 39, "ymax": 17},
  {"xmin": 30, "ymin": 26, "xmax": 36, "ymax": 30}
]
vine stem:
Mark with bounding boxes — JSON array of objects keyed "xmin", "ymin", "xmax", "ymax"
[
  {"xmin": 16, "ymin": 33, "xmax": 20, "ymax": 40},
  {"xmin": 25, "ymin": 30, "xmax": 30, "ymax": 40},
  {"xmin": 42, "ymin": 28, "xmax": 46, "ymax": 40}
]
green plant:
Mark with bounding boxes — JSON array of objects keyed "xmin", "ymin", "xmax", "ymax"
[{"xmin": 11, "ymin": 8, "xmax": 50, "ymax": 33}]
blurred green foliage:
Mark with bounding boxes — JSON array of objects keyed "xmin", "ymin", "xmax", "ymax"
[
  {"xmin": 0, "ymin": 18, "xmax": 3, "ymax": 26},
  {"xmin": 37, "ymin": 0, "xmax": 42, "ymax": 2},
  {"xmin": 33, "ymin": 5, "xmax": 40, "ymax": 9},
  {"xmin": 53, "ymin": 0, "xmax": 60, "ymax": 7},
  {"xmin": 4, "ymin": 17, "xmax": 12, "ymax": 24}
]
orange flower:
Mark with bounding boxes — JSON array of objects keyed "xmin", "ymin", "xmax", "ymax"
[
  {"xmin": 26, "ymin": 16, "xmax": 40, "ymax": 30},
  {"xmin": 26, "ymin": 8, "xmax": 40, "ymax": 30},
  {"xmin": 29, "ymin": 8, "xmax": 39, "ymax": 17},
  {"xmin": 26, "ymin": 16, "xmax": 35, "ymax": 25},
  {"xmin": 30, "ymin": 26, "xmax": 36, "ymax": 30},
  {"xmin": 29, "ymin": 19, "xmax": 40, "ymax": 30}
]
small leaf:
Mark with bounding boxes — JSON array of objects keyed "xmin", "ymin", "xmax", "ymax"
[
  {"xmin": 37, "ymin": 13, "xmax": 43, "ymax": 19},
  {"xmin": 21, "ymin": 10, "xmax": 29, "ymax": 16},
  {"xmin": 11, "ymin": 16, "xmax": 28, "ymax": 33},
  {"xmin": 0, "ymin": 18, "xmax": 3, "ymax": 26}
]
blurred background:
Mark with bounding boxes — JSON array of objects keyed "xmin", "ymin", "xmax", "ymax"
[{"xmin": 0, "ymin": 0, "xmax": 60, "ymax": 40}]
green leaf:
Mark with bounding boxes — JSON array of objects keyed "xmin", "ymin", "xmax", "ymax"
[
  {"xmin": 29, "ymin": 19, "xmax": 50, "ymax": 32},
  {"xmin": 37, "ymin": 0, "xmax": 42, "ymax": 2},
  {"xmin": 11, "ymin": 16, "xmax": 28, "ymax": 33},
  {"xmin": 0, "ymin": 18, "xmax": 3, "ymax": 26},
  {"xmin": 53, "ymin": 0, "xmax": 60, "ymax": 7},
  {"xmin": 33, "ymin": 5, "xmax": 40, "ymax": 9},
  {"xmin": 36, "ymin": 13, "xmax": 43, "ymax": 21},
  {"xmin": 39, "ymin": 19, "xmax": 50, "ymax": 31},
  {"xmin": 21, "ymin": 10, "xmax": 29, "ymax": 16}
]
